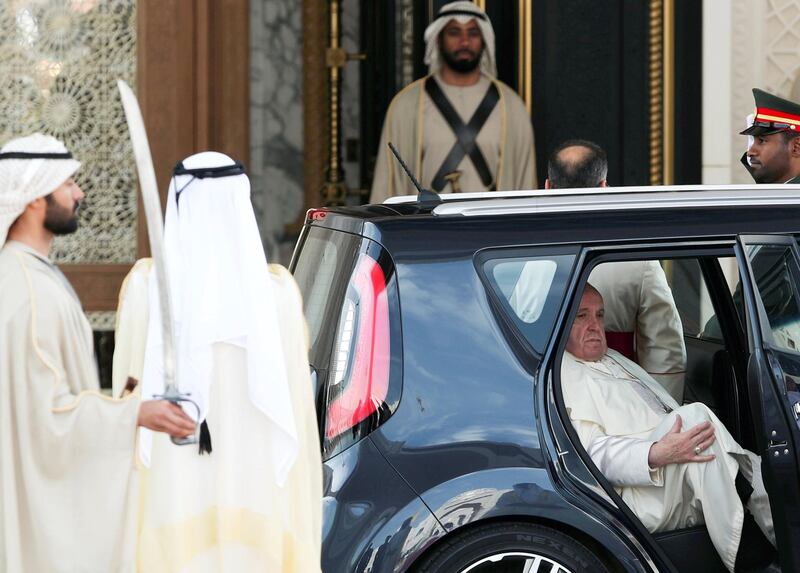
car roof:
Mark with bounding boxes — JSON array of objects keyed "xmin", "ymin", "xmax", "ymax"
[
  {"xmin": 306, "ymin": 185, "xmax": 800, "ymax": 259},
  {"xmin": 386, "ymin": 184, "xmax": 800, "ymax": 217}
]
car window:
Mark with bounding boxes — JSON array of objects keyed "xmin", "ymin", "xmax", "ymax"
[
  {"xmin": 292, "ymin": 227, "xmax": 360, "ymax": 352},
  {"xmin": 747, "ymin": 244, "xmax": 800, "ymax": 353},
  {"xmin": 481, "ymin": 252, "xmax": 575, "ymax": 353},
  {"xmin": 664, "ymin": 257, "xmax": 742, "ymax": 342}
]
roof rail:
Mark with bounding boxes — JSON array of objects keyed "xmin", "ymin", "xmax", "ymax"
[{"xmin": 407, "ymin": 185, "xmax": 800, "ymax": 217}]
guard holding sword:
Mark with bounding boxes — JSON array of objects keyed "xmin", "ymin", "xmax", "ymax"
[
  {"xmin": 116, "ymin": 81, "xmax": 322, "ymax": 571},
  {"xmin": 0, "ymin": 132, "xmax": 195, "ymax": 573}
]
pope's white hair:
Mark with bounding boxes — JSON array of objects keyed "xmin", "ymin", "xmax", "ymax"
[{"xmin": 424, "ymin": 1, "xmax": 496, "ymax": 77}]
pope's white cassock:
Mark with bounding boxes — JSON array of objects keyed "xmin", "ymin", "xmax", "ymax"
[
  {"xmin": 0, "ymin": 241, "xmax": 140, "ymax": 572},
  {"xmin": 127, "ymin": 152, "xmax": 322, "ymax": 572},
  {"xmin": 561, "ymin": 348, "xmax": 774, "ymax": 571}
]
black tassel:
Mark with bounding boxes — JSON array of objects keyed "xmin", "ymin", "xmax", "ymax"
[{"xmin": 199, "ymin": 419, "xmax": 213, "ymax": 455}]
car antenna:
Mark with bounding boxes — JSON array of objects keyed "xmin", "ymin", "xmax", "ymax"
[{"xmin": 388, "ymin": 142, "xmax": 441, "ymax": 204}]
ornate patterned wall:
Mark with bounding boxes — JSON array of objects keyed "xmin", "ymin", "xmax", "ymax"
[{"xmin": 0, "ymin": 0, "xmax": 138, "ymax": 263}]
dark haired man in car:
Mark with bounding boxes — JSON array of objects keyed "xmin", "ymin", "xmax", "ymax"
[
  {"xmin": 562, "ymin": 284, "xmax": 775, "ymax": 572},
  {"xmin": 543, "ymin": 140, "xmax": 687, "ymax": 402},
  {"xmin": 741, "ymin": 88, "xmax": 800, "ymax": 184}
]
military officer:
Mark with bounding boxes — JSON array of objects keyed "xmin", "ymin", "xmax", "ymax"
[{"xmin": 740, "ymin": 88, "xmax": 800, "ymax": 184}]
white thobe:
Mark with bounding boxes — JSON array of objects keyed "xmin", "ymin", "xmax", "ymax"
[
  {"xmin": 113, "ymin": 258, "xmax": 153, "ymax": 397},
  {"xmin": 561, "ymin": 350, "xmax": 774, "ymax": 572},
  {"xmin": 130, "ymin": 264, "xmax": 322, "ymax": 572},
  {"xmin": 589, "ymin": 261, "xmax": 687, "ymax": 402},
  {"xmin": 0, "ymin": 241, "xmax": 140, "ymax": 572}
]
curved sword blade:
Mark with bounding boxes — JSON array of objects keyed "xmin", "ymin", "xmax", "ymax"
[{"xmin": 116, "ymin": 79, "xmax": 177, "ymax": 396}]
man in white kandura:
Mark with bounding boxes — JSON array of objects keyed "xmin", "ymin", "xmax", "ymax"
[
  {"xmin": 370, "ymin": 0, "xmax": 536, "ymax": 202},
  {"xmin": 0, "ymin": 133, "xmax": 195, "ymax": 572},
  {"xmin": 561, "ymin": 284, "xmax": 775, "ymax": 572},
  {"xmin": 130, "ymin": 152, "xmax": 322, "ymax": 571}
]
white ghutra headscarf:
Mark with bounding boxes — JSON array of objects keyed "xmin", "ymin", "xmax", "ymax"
[
  {"xmin": 139, "ymin": 151, "xmax": 298, "ymax": 486},
  {"xmin": 423, "ymin": 1, "xmax": 497, "ymax": 77},
  {"xmin": 0, "ymin": 133, "xmax": 81, "ymax": 246}
]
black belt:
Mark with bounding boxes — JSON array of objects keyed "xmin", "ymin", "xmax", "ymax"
[{"xmin": 425, "ymin": 76, "xmax": 499, "ymax": 192}]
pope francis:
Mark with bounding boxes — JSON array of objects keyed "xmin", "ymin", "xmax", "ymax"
[{"xmin": 561, "ymin": 284, "xmax": 775, "ymax": 572}]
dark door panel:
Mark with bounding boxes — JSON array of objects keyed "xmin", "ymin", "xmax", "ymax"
[{"xmin": 736, "ymin": 234, "xmax": 800, "ymax": 572}]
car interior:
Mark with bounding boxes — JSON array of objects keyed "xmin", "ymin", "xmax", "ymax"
[{"xmin": 560, "ymin": 251, "xmax": 779, "ymax": 573}]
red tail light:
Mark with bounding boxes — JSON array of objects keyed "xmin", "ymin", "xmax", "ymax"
[
  {"xmin": 325, "ymin": 254, "xmax": 391, "ymax": 441},
  {"xmin": 307, "ymin": 208, "xmax": 328, "ymax": 221}
]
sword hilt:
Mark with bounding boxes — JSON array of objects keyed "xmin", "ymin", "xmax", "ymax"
[{"xmin": 154, "ymin": 390, "xmax": 201, "ymax": 446}]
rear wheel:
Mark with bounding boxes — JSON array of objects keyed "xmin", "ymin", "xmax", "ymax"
[{"xmin": 414, "ymin": 522, "xmax": 610, "ymax": 573}]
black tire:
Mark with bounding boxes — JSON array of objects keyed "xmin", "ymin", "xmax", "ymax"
[{"xmin": 413, "ymin": 522, "xmax": 610, "ymax": 573}]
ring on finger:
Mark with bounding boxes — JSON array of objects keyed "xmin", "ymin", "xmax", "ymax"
[{"xmin": 694, "ymin": 445, "xmax": 702, "ymax": 455}]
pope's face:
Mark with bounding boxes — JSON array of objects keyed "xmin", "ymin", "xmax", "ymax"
[
  {"xmin": 439, "ymin": 19, "xmax": 484, "ymax": 73},
  {"xmin": 566, "ymin": 288, "xmax": 607, "ymax": 361},
  {"xmin": 747, "ymin": 133, "xmax": 793, "ymax": 183},
  {"xmin": 44, "ymin": 177, "xmax": 84, "ymax": 235}
]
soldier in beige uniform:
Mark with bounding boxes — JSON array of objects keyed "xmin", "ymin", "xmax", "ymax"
[{"xmin": 370, "ymin": 1, "xmax": 536, "ymax": 201}]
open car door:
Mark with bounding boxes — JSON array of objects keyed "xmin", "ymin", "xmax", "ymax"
[{"xmin": 736, "ymin": 234, "xmax": 800, "ymax": 571}]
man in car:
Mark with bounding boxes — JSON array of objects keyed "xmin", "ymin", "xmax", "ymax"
[
  {"xmin": 370, "ymin": 1, "xmax": 535, "ymax": 201},
  {"xmin": 561, "ymin": 284, "xmax": 775, "ymax": 572},
  {"xmin": 740, "ymin": 88, "xmax": 800, "ymax": 184},
  {"xmin": 543, "ymin": 140, "xmax": 686, "ymax": 402}
]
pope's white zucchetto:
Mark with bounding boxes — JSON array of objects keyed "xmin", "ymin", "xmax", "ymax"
[
  {"xmin": 424, "ymin": 0, "xmax": 497, "ymax": 77},
  {"xmin": 0, "ymin": 133, "xmax": 81, "ymax": 246}
]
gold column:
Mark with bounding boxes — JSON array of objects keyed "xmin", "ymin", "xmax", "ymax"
[
  {"xmin": 475, "ymin": 0, "xmax": 486, "ymax": 11},
  {"xmin": 322, "ymin": 0, "xmax": 348, "ymax": 206},
  {"xmin": 320, "ymin": 0, "xmax": 366, "ymax": 206},
  {"xmin": 663, "ymin": 0, "xmax": 675, "ymax": 185},
  {"xmin": 649, "ymin": 0, "xmax": 674, "ymax": 185},
  {"xmin": 648, "ymin": 0, "xmax": 663, "ymax": 185},
  {"xmin": 299, "ymin": 0, "xmax": 327, "ymax": 227},
  {"xmin": 517, "ymin": 0, "xmax": 533, "ymax": 115}
]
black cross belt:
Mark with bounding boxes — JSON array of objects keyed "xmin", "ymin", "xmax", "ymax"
[{"xmin": 425, "ymin": 76, "xmax": 499, "ymax": 192}]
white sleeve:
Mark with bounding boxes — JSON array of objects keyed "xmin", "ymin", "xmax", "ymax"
[{"xmin": 574, "ymin": 418, "xmax": 664, "ymax": 488}]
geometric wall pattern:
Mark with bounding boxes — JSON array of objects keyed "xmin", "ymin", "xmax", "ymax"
[{"xmin": 0, "ymin": 0, "xmax": 137, "ymax": 263}]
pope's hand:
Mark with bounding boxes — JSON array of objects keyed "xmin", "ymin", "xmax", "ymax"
[
  {"xmin": 648, "ymin": 415, "xmax": 716, "ymax": 468},
  {"xmin": 137, "ymin": 400, "xmax": 197, "ymax": 438}
]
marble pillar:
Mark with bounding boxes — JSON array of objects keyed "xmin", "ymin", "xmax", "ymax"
[{"xmin": 251, "ymin": 0, "xmax": 362, "ymax": 262}]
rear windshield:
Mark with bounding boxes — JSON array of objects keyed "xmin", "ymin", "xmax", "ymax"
[
  {"xmin": 479, "ymin": 248, "xmax": 577, "ymax": 353},
  {"xmin": 292, "ymin": 227, "xmax": 360, "ymax": 362}
]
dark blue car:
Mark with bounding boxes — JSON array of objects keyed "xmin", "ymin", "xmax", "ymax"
[{"xmin": 291, "ymin": 186, "xmax": 800, "ymax": 572}]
